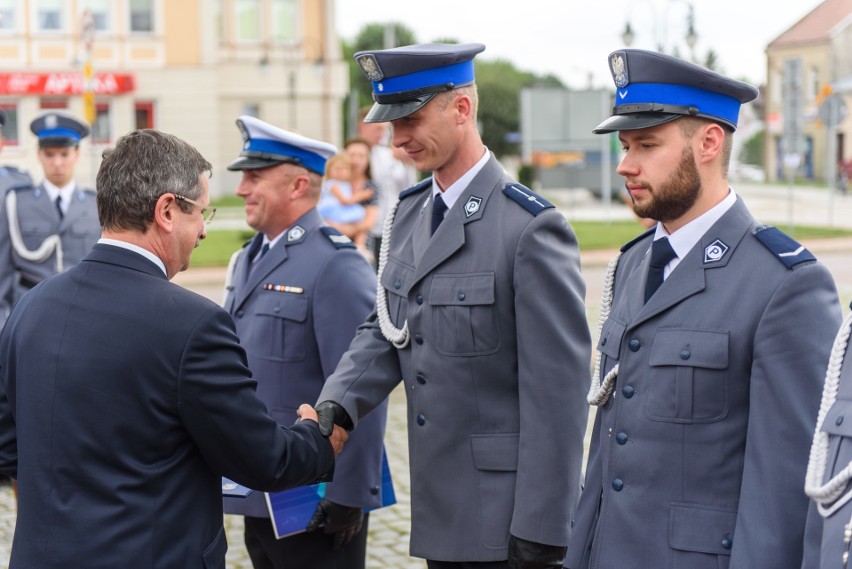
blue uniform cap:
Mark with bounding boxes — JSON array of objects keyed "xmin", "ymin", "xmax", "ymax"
[
  {"xmin": 227, "ymin": 115, "xmax": 337, "ymax": 175},
  {"xmin": 30, "ymin": 111, "xmax": 90, "ymax": 147},
  {"xmin": 594, "ymin": 49, "xmax": 758, "ymax": 134},
  {"xmin": 355, "ymin": 43, "xmax": 486, "ymax": 123}
]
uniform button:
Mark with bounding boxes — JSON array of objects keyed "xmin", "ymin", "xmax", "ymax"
[
  {"xmin": 415, "ymin": 294, "xmax": 424, "ymax": 305},
  {"xmin": 616, "ymin": 432, "xmax": 628, "ymax": 445},
  {"xmin": 458, "ymin": 292, "xmax": 465, "ymax": 301},
  {"xmin": 236, "ymin": 310, "xmax": 245, "ymax": 318},
  {"xmin": 394, "ymin": 279, "xmax": 401, "ymax": 290},
  {"xmin": 416, "ymin": 373, "xmax": 426, "ymax": 385},
  {"xmin": 611, "ymin": 478, "xmax": 624, "ymax": 492},
  {"xmin": 622, "ymin": 385, "xmax": 635, "ymax": 398},
  {"xmin": 414, "ymin": 335, "xmax": 424, "ymax": 345},
  {"xmin": 628, "ymin": 339, "xmax": 640, "ymax": 352},
  {"xmin": 417, "ymin": 414, "xmax": 426, "ymax": 426},
  {"xmin": 273, "ymin": 306, "xmax": 280, "ymax": 313},
  {"xmin": 370, "ymin": 485, "xmax": 380, "ymax": 495},
  {"xmin": 721, "ymin": 537, "xmax": 733, "ymax": 550},
  {"xmin": 680, "ymin": 349, "xmax": 690, "ymax": 360},
  {"xmin": 837, "ymin": 415, "xmax": 845, "ymax": 426}
]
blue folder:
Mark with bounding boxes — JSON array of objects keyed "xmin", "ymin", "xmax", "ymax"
[{"xmin": 266, "ymin": 448, "xmax": 397, "ymax": 539}]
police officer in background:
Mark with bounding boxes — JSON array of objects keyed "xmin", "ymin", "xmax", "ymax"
[
  {"xmin": 566, "ymin": 49, "xmax": 841, "ymax": 569},
  {"xmin": 0, "ymin": 110, "xmax": 34, "ymax": 194},
  {"xmin": 0, "ymin": 110, "xmax": 99, "ymax": 326},
  {"xmin": 315, "ymin": 43, "xmax": 592, "ymax": 568},
  {"xmin": 222, "ymin": 116, "xmax": 387, "ymax": 569}
]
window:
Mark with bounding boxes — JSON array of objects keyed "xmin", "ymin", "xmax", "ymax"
[
  {"xmin": 0, "ymin": 0, "xmax": 17, "ymax": 31},
  {"xmin": 36, "ymin": 0, "xmax": 64, "ymax": 31},
  {"xmin": 271, "ymin": 0, "xmax": 297, "ymax": 42},
  {"xmin": 129, "ymin": 0, "xmax": 153, "ymax": 33},
  {"xmin": 80, "ymin": 0, "xmax": 110, "ymax": 32},
  {"xmin": 92, "ymin": 101, "xmax": 110, "ymax": 144},
  {"xmin": 40, "ymin": 98, "xmax": 68, "ymax": 110},
  {"xmin": 0, "ymin": 102, "xmax": 20, "ymax": 146},
  {"xmin": 235, "ymin": 0, "xmax": 261, "ymax": 42},
  {"xmin": 134, "ymin": 101, "xmax": 155, "ymax": 130}
]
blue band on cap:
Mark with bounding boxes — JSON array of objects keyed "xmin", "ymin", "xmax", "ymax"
[
  {"xmin": 615, "ymin": 83, "xmax": 741, "ymax": 127},
  {"xmin": 373, "ymin": 60, "xmax": 475, "ymax": 96},
  {"xmin": 246, "ymin": 138, "xmax": 327, "ymax": 174},
  {"xmin": 38, "ymin": 128, "xmax": 81, "ymax": 141}
]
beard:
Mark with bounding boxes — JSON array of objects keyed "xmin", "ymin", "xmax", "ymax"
[{"xmin": 631, "ymin": 146, "xmax": 702, "ymax": 223}]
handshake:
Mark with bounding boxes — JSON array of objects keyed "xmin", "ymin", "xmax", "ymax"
[{"xmin": 296, "ymin": 400, "xmax": 353, "ymax": 457}]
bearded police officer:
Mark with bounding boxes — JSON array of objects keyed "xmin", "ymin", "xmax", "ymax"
[
  {"xmin": 0, "ymin": 111, "xmax": 99, "ymax": 326},
  {"xmin": 566, "ymin": 49, "xmax": 841, "ymax": 569},
  {"xmin": 222, "ymin": 117, "xmax": 387, "ymax": 569},
  {"xmin": 315, "ymin": 43, "xmax": 592, "ymax": 568}
]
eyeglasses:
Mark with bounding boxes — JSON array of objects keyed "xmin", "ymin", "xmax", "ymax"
[{"xmin": 173, "ymin": 194, "xmax": 217, "ymax": 224}]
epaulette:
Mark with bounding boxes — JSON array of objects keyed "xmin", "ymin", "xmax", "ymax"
[
  {"xmin": 752, "ymin": 225, "xmax": 815, "ymax": 269},
  {"xmin": 620, "ymin": 227, "xmax": 656, "ymax": 253},
  {"xmin": 320, "ymin": 226, "xmax": 356, "ymax": 249},
  {"xmin": 502, "ymin": 183, "xmax": 554, "ymax": 216},
  {"xmin": 398, "ymin": 178, "xmax": 432, "ymax": 200}
]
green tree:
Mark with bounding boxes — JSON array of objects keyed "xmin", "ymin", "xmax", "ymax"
[
  {"xmin": 739, "ymin": 130, "xmax": 765, "ymax": 166},
  {"xmin": 343, "ymin": 23, "xmax": 418, "ymax": 112}
]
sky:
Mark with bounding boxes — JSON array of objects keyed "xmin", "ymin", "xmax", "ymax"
[{"xmin": 335, "ymin": 0, "xmax": 825, "ymax": 89}]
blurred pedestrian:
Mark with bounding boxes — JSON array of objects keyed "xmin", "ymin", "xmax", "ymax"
[
  {"xmin": 0, "ymin": 111, "xmax": 100, "ymax": 327},
  {"xmin": 316, "ymin": 43, "xmax": 591, "ymax": 568},
  {"xmin": 567, "ymin": 49, "xmax": 841, "ymax": 569},
  {"xmin": 317, "ymin": 153, "xmax": 371, "ymax": 252},
  {"xmin": 344, "ymin": 137, "xmax": 382, "ymax": 265},
  {"xmin": 0, "ymin": 128, "xmax": 344, "ymax": 569},
  {"xmin": 224, "ymin": 116, "xmax": 387, "ymax": 569}
]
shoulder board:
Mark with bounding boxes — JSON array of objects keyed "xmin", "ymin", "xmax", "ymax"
[
  {"xmin": 80, "ymin": 186, "xmax": 96, "ymax": 195},
  {"xmin": 752, "ymin": 225, "xmax": 815, "ymax": 268},
  {"xmin": 502, "ymin": 183, "xmax": 554, "ymax": 216},
  {"xmin": 620, "ymin": 227, "xmax": 656, "ymax": 253},
  {"xmin": 320, "ymin": 226, "xmax": 356, "ymax": 249},
  {"xmin": 241, "ymin": 237, "xmax": 254, "ymax": 249},
  {"xmin": 398, "ymin": 177, "xmax": 432, "ymax": 200}
]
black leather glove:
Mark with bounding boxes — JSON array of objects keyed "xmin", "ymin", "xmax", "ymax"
[
  {"xmin": 314, "ymin": 401, "xmax": 354, "ymax": 437},
  {"xmin": 305, "ymin": 497, "xmax": 364, "ymax": 550},
  {"xmin": 507, "ymin": 535, "xmax": 567, "ymax": 569}
]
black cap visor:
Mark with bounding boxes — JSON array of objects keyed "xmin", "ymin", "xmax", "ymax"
[
  {"xmin": 593, "ymin": 112, "xmax": 682, "ymax": 134},
  {"xmin": 363, "ymin": 93, "xmax": 438, "ymax": 123},
  {"xmin": 227, "ymin": 155, "xmax": 292, "ymax": 171}
]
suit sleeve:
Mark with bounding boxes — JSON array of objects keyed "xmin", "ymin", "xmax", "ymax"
[
  {"xmin": 730, "ymin": 261, "xmax": 840, "ymax": 568},
  {"xmin": 177, "ymin": 306, "xmax": 335, "ymax": 492},
  {"xmin": 313, "ymin": 251, "xmax": 387, "ymax": 509},
  {"xmin": 510, "ymin": 210, "xmax": 592, "ymax": 547}
]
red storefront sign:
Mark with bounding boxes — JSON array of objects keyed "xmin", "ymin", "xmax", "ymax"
[{"xmin": 0, "ymin": 72, "xmax": 135, "ymax": 95}]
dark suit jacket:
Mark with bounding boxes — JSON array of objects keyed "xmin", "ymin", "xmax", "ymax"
[{"xmin": 0, "ymin": 243, "xmax": 334, "ymax": 569}]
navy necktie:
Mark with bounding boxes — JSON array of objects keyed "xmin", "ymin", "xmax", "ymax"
[
  {"xmin": 257, "ymin": 242, "xmax": 269, "ymax": 261},
  {"xmin": 431, "ymin": 193, "xmax": 447, "ymax": 236},
  {"xmin": 644, "ymin": 237, "xmax": 677, "ymax": 303},
  {"xmin": 55, "ymin": 196, "xmax": 64, "ymax": 220}
]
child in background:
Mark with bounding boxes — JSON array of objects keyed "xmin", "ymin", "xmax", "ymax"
[{"xmin": 318, "ymin": 153, "xmax": 373, "ymax": 252}]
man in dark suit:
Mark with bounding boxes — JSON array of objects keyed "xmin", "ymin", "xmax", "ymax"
[
  {"xmin": 566, "ymin": 49, "xmax": 841, "ymax": 569},
  {"xmin": 316, "ymin": 43, "xmax": 592, "ymax": 569},
  {"xmin": 222, "ymin": 116, "xmax": 386, "ymax": 569},
  {"xmin": 0, "ymin": 128, "xmax": 347, "ymax": 569}
]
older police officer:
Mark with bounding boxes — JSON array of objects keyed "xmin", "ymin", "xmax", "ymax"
[
  {"xmin": 566, "ymin": 49, "xmax": 841, "ymax": 569},
  {"xmin": 222, "ymin": 117, "xmax": 386, "ymax": 569},
  {"xmin": 315, "ymin": 43, "xmax": 592, "ymax": 568},
  {"xmin": 0, "ymin": 111, "xmax": 99, "ymax": 325}
]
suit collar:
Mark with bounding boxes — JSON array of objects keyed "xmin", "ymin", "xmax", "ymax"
[{"xmin": 85, "ymin": 243, "xmax": 169, "ymax": 281}]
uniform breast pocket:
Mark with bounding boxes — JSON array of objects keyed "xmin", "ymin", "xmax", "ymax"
[
  {"xmin": 646, "ymin": 329, "xmax": 730, "ymax": 423},
  {"xmin": 379, "ymin": 257, "xmax": 413, "ymax": 329},
  {"xmin": 597, "ymin": 317, "xmax": 626, "ymax": 378},
  {"xmin": 430, "ymin": 272, "xmax": 499, "ymax": 357},
  {"xmin": 822, "ymin": 399, "xmax": 852, "ymax": 480},
  {"xmin": 20, "ymin": 220, "xmax": 55, "ymax": 249},
  {"xmin": 254, "ymin": 296, "xmax": 308, "ymax": 362}
]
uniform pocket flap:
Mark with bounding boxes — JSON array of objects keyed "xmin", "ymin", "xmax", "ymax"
[
  {"xmin": 669, "ymin": 502, "xmax": 736, "ymax": 555},
  {"xmin": 649, "ymin": 329, "xmax": 729, "ymax": 369},
  {"xmin": 380, "ymin": 257, "xmax": 414, "ymax": 297},
  {"xmin": 470, "ymin": 433, "xmax": 519, "ymax": 471},
  {"xmin": 598, "ymin": 318, "xmax": 626, "ymax": 359},
  {"xmin": 256, "ymin": 296, "xmax": 308, "ymax": 323},
  {"xmin": 823, "ymin": 400, "xmax": 852, "ymax": 436},
  {"xmin": 430, "ymin": 272, "xmax": 495, "ymax": 306}
]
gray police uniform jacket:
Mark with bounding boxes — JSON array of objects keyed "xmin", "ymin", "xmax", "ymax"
[
  {"xmin": 0, "ymin": 182, "xmax": 99, "ymax": 326},
  {"xmin": 318, "ymin": 155, "xmax": 592, "ymax": 562},
  {"xmin": 565, "ymin": 197, "xmax": 841, "ymax": 569},
  {"xmin": 223, "ymin": 208, "xmax": 387, "ymax": 518}
]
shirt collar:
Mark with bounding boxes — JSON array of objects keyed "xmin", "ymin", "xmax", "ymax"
[
  {"xmin": 432, "ymin": 147, "xmax": 490, "ymax": 210},
  {"xmin": 98, "ymin": 238, "xmax": 168, "ymax": 276},
  {"xmin": 43, "ymin": 179, "xmax": 77, "ymax": 205}
]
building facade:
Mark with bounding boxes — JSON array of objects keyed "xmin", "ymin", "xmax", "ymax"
[{"xmin": 0, "ymin": 0, "xmax": 349, "ymax": 196}]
